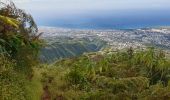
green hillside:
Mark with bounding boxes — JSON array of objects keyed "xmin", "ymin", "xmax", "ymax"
[
  {"xmin": 39, "ymin": 48, "xmax": 170, "ymax": 100},
  {"xmin": 1, "ymin": 1, "xmax": 170, "ymax": 100},
  {"xmin": 40, "ymin": 37, "xmax": 107, "ymax": 63}
]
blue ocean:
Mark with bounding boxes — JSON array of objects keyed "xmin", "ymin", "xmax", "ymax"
[{"xmin": 35, "ymin": 9, "xmax": 170, "ymax": 29}]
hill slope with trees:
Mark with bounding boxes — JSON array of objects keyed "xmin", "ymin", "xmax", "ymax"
[
  {"xmin": 40, "ymin": 37, "xmax": 107, "ymax": 63},
  {"xmin": 0, "ymin": 1, "xmax": 170, "ymax": 100}
]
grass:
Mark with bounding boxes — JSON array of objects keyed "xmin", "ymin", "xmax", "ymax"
[
  {"xmin": 1, "ymin": 48, "xmax": 170, "ymax": 100},
  {"xmin": 25, "ymin": 68, "xmax": 43, "ymax": 100},
  {"xmin": 37, "ymin": 48, "xmax": 170, "ymax": 99}
]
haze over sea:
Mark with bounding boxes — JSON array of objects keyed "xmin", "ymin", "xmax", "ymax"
[
  {"xmin": 14, "ymin": 0, "xmax": 170, "ymax": 29},
  {"xmin": 36, "ymin": 9, "xmax": 170, "ymax": 29}
]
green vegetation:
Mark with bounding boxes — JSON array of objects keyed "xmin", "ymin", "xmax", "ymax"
[
  {"xmin": 40, "ymin": 37, "xmax": 107, "ymax": 63},
  {"xmin": 40, "ymin": 48, "xmax": 170, "ymax": 100},
  {"xmin": 1, "ymin": 1, "xmax": 170, "ymax": 100},
  {"xmin": 0, "ymin": 57, "xmax": 43, "ymax": 100},
  {"xmin": 0, "ymin": 1, "xmax": 42, "ymax": 99}
]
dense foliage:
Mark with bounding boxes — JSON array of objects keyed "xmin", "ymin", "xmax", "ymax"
[
  {"xmin": 41, "ymin": 48, "xmax": 170, "ymax": 100},
  {"xmin": 40, "ymin": 37, "xmax": 107, "ymax": 63},
  {"xmin": 0, "ymin": 1, "xmax": 42, "ymax": 99},
  {"xmin": 0, "ymin": 0, "xmax": 41, "ymax": 71}
]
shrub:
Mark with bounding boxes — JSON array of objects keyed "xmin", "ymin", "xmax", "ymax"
[
  {"xmin": 0, "ymin": 57, "xmax": 28, "ymax": 100},
  {"xmin": 66, "ymin": 65, "xmax": 89, "ymax": 89}
]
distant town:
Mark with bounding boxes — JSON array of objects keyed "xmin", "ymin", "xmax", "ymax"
[{"xmin": 39, "ymin": 27, "xmax": 170, "ymax": 50}]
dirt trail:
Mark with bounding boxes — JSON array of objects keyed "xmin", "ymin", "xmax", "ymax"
[
  {"xmin": 41, "ymin": 85, "xmax": 51, "ymax": 100},
  {"xmin": 41, "ymin": 75, "xmax": 64, "ymax": 100}
]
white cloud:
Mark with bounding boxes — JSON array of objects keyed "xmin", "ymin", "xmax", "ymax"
[
  {"xmin": 12, "ymin": 0, "xmax": 32, "ymax": 3},
  {"xmin": 15, "ymin": 0, "xmax": 170, "ymax": 10},
  {"xmin": 10, "ymin": 0, "xmax": 170, "ymax": 16}
]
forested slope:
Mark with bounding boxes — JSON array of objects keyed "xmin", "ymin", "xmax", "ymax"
[{"xmin": 40, "ymin": 37, "xmax": 107, "ymax": 63}]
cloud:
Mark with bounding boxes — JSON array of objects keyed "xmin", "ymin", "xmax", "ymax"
[
  {"xmin": 13, "ymin": 0, "xmax": 32, "ymax": 4},
  {"xmin": 12, "ymin": 0, "xmax": 170, "ymax": 16},
  {"xmin": 15, "ymin": 0, "xmax": 170, "ymax": 10}
]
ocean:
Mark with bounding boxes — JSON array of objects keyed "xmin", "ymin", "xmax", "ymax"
[{"xmin": 35, "ymin": 9, "xmax": 170, "ymax": 29}]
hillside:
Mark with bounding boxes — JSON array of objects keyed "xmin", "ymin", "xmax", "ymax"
[
  {"xmin": 40, "ymin": 37, "xmax": 107, "ymax": 63},
  {"xmin": 39, "ymin": 48, "xmax": 170, "ymax": 100},
  {"xmin": 39, "ymin": 27, "xmax": 170, "ymax": 63},
  {"xmin": 0, "ymin": 1, "xmax": 43, "ymax": 99},
  {"xmin": 39, "ymin": 27, "xmax": 170, "ymax": 50},
  {"xmin": 1, "ymin": 1, "xmax": 170, "ymax": 100}
]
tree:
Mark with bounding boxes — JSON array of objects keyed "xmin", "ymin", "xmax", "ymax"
[{"xmin": 0, "ymin": 0, "xmax": 42, "ymax": 76}]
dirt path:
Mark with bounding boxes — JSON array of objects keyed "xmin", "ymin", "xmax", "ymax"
[{"xmin": 41, "ymin": 85, "xmax": 51, "ymax": 100}]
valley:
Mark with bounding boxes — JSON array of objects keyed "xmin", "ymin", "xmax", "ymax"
[
  {"xmin": 1, "ymin": 0, "xmax": 170, "ymax": 99},
  {"xmin": 39, "ymin": 27, "xmax": 170, "ymax": 62}
]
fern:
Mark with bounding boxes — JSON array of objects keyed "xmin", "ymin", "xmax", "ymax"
[{"xmin": 0, "ymin": 15, "xmax": 19, "ymax": 28}]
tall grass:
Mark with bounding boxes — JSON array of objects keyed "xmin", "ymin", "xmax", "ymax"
[{"xmin": 41, "ymin": 48, "xmax": 170, "ymax": 99}]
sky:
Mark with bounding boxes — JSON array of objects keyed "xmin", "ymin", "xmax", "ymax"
[
  {"xmin": 12, "ymin": 0, "xmax": 170, "ymax": 29},
  {"xmin": 13, "ymin": 0, "xmax": 170, "ymax": 13}
]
